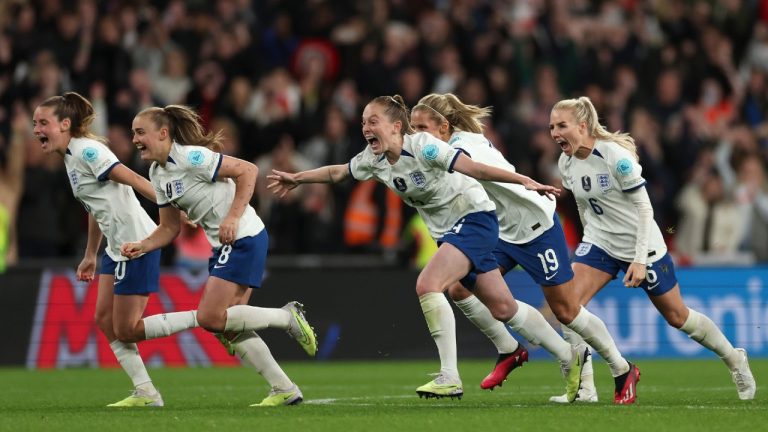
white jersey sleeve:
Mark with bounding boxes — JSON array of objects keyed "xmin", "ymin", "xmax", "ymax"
[{"xmin": 450, "ymin": 131, "xmax": 555, "ymax": 243}]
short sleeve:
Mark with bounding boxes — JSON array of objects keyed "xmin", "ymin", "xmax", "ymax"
[
  {"xmin": 349, "ymin": 149, "xmax": 374, "ymax": 181},
  {"xmin": 79, "ymin": 144, "xmax": 120, "ymax": 181},
  {"xmin": 178, "ymin": 145, "xmax": 221, "ymax": 183},
  {"xmin": 414, "ymin": 133, "xmax": 460, "ymax": 172},
  {"xmin": 608, "ymin": 147, "xmax": 645, "ymax": 192},
  {"xmin": 150, "ymin": 163, "xmax": 170, "ymax": 206},
  {"xmin": 558, "ymin": 154, "xmax": 572, "ymax": 190}
]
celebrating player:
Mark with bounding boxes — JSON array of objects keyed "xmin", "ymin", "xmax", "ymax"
[
  {"xmin": 411, "ymin": 93, "xmax": 638, "ymax": 404},
  {"xmin": 120, "ymin": 104, "xmax": 318, "ymax": 407},
  {"xmin": 268, "ymin": 94, "xmax": 585, "ymax": 401},
  {"xmin": 550, "ymin": 96, "xmax": 756, "ymax": 401}
]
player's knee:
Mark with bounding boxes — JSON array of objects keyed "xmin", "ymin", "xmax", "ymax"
[
  {"xmin": 664, "ymin": 311, "xmax": 687, "ymax": 329},
  {"xmin": 114, "ymin": 324, "xmax": 141, "ymax": 343},
  {"xmin": 447, "ymin": 283, "xmax": 471, "ymax": 301},
  {"xmin": 196, "ymin": 311, "xmax": 225, "ymax": 333},
  {"xmin": 94, "ymin": 310, "xmax": 112, "ymax": 334},
  {"xmin": 550, "ymin": 303, "xmax": 579, "ymax": 324},
  {"xmin": 415, "ymin": 277, "xmax": 438, "ymax": 296},
  {"xmin": 488, "ymin": 301, "xmax": 515, "ymax": 322}
]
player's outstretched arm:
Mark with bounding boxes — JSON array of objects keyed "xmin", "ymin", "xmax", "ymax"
[
  {"xmin": 267, "ymin": 164, "xmax": 350, "ymax": 198},
  {"xmin": 121, "ymin": 206, "xmax": 181, "ymax": 258},
  {"xmin": 108, "ymin": 163, "xmax": 156, "ymax": 203},
  {"xmin": 451, "ymin": 153, "xmax": 561, "ymax": 199}
]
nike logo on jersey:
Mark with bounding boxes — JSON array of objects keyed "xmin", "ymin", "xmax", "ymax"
[
  {"xmin": 647, "ymin": 283, "xmax": 660, "ymax": 290},
  {"xmin": 545, "ymin": 272, "xmax": 559, "ymax": 281},
  {"xmin": 213, "ymin": 264, "xmax": 227, "ymax": 269}
]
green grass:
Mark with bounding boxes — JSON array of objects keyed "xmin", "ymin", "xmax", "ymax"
[{"xmin": 1, "ymin": 359, "xmax": 766, "ymax": 432}]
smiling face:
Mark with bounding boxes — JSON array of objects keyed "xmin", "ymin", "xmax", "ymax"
[
  {"xmin": 361, "ymin": 102, "xmax": 401, "ymax": 156},
  {"xmin": 131, "ymin": 114, "xmax": 171, "ymax": 163},
  {"xmin": 410, "ymin": 108, "xmax": 451, "ymax": 141},
  {"xmin": 550, "ymin": 108, "xmax": 589, "ymax": 158},
  {"xmin": 32, "ymin": 106, "xmax": 71, "ymax": 155}
]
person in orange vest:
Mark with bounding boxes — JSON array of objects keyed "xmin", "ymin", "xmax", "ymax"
[{"xmin": 344, "ymin": 179, "xmax": 402, "ymax": 251}]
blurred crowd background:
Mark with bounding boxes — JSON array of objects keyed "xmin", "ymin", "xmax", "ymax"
[{"xmin": 1, "ymin": 0, "xmax": 768, "ymax": 273}]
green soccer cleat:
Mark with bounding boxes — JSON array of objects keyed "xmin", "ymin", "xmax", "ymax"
[
  {"xmin": 215, "ymin": 333, "xmax": 236, "ymax": 356},
  {"xmin": 560, "ymin": 345, "xmax": 589, "ymax": 403},
  {"xmin": 107, "ymin": 389, "xmax": 164, "ymax": 407},
  {"xmin": 416, "ymin": 373, "xmax": 463, "ymax": 400},
  {"xmin": 282, "ymin": 301, "xmax": 318, "ymax": 357},
  {"xmin": 250, "ymin": 384, "xmax": 303, "ymax": 407}
]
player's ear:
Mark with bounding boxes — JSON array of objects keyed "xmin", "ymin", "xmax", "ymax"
[{"xmin": 60, "ymin": 117, "xmax": 71, "ymax": 132}]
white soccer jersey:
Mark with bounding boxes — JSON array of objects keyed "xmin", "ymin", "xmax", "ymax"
[
  {"xmin": 448, "ymin": 131, "xmax": 555, "ymax": 244},
  {"xmin": 150, "ymin": 142, "xmax": 264, "ymax": 248},
  {"xmin": 349, "ymin": 132, "xmax": 495, "ymax": 240},
  {"xmin": 558, "ymin": 140, "xmax": 667, "ymax": 262},
  {"xmin": 64, "ymin": 137, "xmax": 156, "ymax": 261}
]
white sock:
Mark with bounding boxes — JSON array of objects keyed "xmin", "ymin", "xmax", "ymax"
[
  {"xmin": 224, "ymin": 305, "xmax": 290, "ymax": 333},
  {"xmin": 232, "ymin": 331, "xmax": 293, "ymax": 390},
  {"xmin": 561, "ymin": 326, "xmax": 595, "ymax": 388},
  {"xmin": 420, "ymin": 292, "xmax": 458, "ymax": 379},
  {"xmin": 453, "ymin": 295, "xmax": 519, "ymax": 354},
  {"xmin": 109, "ymin": 340, "xmax": 156, "ymax": 392},
  {"xmin": 680, "ymin": 308, "xmax": 739, "ymax": 369},
  {"xmin": 507, "ymin": 300, "xmax": 571, "ymax": 363},
  {"xmin": 143, "ymin": 311, "xmax": 198, "ymax": 340},
  {"xmin": 565, "ymin": 306, "xmax": 629, "ymax": 377}
]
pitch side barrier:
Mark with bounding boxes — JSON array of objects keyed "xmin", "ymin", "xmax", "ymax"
[{"xmin": 1, "ymin": 264, "xmax": 767, "ymax": 367}]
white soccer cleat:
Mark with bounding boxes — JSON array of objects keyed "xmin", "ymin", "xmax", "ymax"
[
  {"xmin": 549, "ymin": 385, "xmax": 599, "ymax": 403},
  {"xmin": 731, "ymin": 348, "xmax": 756, "ymax": 400}
]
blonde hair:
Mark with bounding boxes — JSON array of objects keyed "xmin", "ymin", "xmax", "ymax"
[
  {"xmin": 38, "ymin": 92, "xmax": 106, "ymax": 143},
  {"xmin": 552, "ymin": 96, "xmax": 638, "ymax": 160},
  {"xmin": 136, "ymin": 105, "xmax": 224, "ymax": 152},
  {"xmin": 414, "ymin": 93, "xmax": 491, "ymax": 134},
  {"xmin": 369, "ymin": 95, "xmax": 414, "ymax": 135}
]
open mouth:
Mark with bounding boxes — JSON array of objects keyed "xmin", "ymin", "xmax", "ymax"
[
  {"xmin": 38, "ymin": 136, "xmax": 50, "ymax": 149},
  {"xmin": 366, "ymin": 136, "xmax": 380, "ymax": 148},
  {"xmin": 556, "ymin": 139, "xmax": 569, "ymax": 151}
]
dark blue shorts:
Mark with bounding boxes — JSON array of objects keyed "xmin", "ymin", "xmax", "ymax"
[
  {"xmin": 461, "ymin": 216, "xmax": 574, "ymax": 289},
  {"xmin": 100, "ymin": 250, "xmax": 161, "ymax": 295},
  {"xmin": 438, "ymin": 211, "xmax": 500, "ymax": 278},
  {"xmin": 572, "ymin": 242, "xmax": 678, "ymax": 296},
  {"xmin": 208, "ymin": 230, "xmax": 269, "ymax": 289}
]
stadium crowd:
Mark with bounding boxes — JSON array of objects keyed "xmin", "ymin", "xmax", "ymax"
[{"xmin": 1, "ymin": 0, "xmax": 767, "ymax": 270}]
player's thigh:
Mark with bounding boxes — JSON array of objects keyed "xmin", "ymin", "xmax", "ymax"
[
  {"xmin": 112, "ymin": 293, "xmax": 150, "ymax": 339},
  {"xmin": 197, "ymin": 276, "xmax": 247, "ymax": 327},
  {"xmin": 541, "ymin": 278, "xmax": 581, "ymax": 323},
  {"xmin": 417, "ymin": 242, "xmax": 472, "ymax": 295},
  {"xmin": 473, "ymin": 268, "xmax": 517, "ymax": 320},
  {"xmin": 648, "ymin": 284, "xmax": 689, "ymax": 328},
  {"xmin": 95, "ymin": 274, "xmax": 115, "ymax": 326},
  {"xmin": 572, "ymin": 262, "xmax": 613, "ymax": 305}
]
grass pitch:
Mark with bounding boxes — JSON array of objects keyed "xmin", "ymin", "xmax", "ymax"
[{"xmin": 1, "ymin": 358, "xmax": 765, "ymax": 432}]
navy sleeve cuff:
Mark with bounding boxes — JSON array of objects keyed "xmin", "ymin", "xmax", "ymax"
[{"xmin": 97, "ymin": 161, "xmax": 121, "ymax": 182}]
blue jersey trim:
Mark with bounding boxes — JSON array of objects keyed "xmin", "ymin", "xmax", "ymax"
[
  {"xmin": 65, "ymin": 148, "xmax": 72, "ymax": 155},
  {"xmin": 447, "ymin": 149, "xmax": 465, "ymax": 173},
  {"xmin": 347, "ymin": 162, "xmax": 357, "ymax": 180},
  {"xmin": 592, "ymin": 148, "xmax": 604, "ymax": 159},
  {"xmin": 623, "ymin": 180, "xmax": 647, "ymax": 192},
  {"xmin": 455, "ymin": 147, "xmax": 472, "ymax": 159},
  {"xmin": 401, "ymin": 149, "xmax": 414, "ymax": 157},
  {"xmin": 167, "ymin": 155, "xmax": 176, "ymax": 164},
  {"xmin": 212, "ymin": 153, "xmax": 223, "ymax": 182},
  {"xmin": 97, "ymin": 161, "xmax": 121, "ymax": 181}
]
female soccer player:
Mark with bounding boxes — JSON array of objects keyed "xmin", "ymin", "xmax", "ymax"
[
  {"xmin": 411, "ymin": 93, "xmax": 637, "ymax": 404},
  {"xmin": 33, "ymin": 92, "xmax": 168, "ymax": 407},
  {"xmin": 268, "ymin": 95, "xmax": 584, "ymax": 401},
  {"xmin": 550, "ymin": 96, "xmax": 755, "ymax": 401},
  {"xmin": 120, "ymin": 104, "xmax": 318, "ymax": 407}
]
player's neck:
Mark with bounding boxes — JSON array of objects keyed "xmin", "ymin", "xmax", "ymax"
[{"xmin": 574, "ymin": 137, "xmax": 596, "ymax": 160}]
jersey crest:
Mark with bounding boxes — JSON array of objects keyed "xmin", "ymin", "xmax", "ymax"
[
  {"xmin": 68, "ymin": 170, "xmax": 78, "ymax": 187},
  {"xmin": 409, "ymin": 171, "xmax": 427, "ymax": 188},
  {"xmin": 597, "ymin": 173, "xmax": 611, "ymax": 192},
  {"xmin": 393, "ymin": 177, "xmax": 407, "ymax": 192},
  {"xmin": 82, "ymin": 147, "xmax": 99, "ymax": 163},
  {"xmin": 575, "ymin": 242, "xmax": 592, "ymax": 256},
  {"xmin": 165, "ymin": 179, "xmax": 184, "ymax": 198},
  {"xmin": 581, "ymin": 175, "xmax": 591, "ymax": 192}
]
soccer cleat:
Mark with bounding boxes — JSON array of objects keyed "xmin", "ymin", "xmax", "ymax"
[
  {"xmin": 560, "ymin": 345, "xmax": 589, "ymax": 403},
  {"xmin": 731, "ymin": 348, "xmax": 756, "ymax": 400},
  {"xmin": 250, "ymin": 384, "xmax": 303, "ymax": 407},
  {"xmin": 480, "ymin": 345, "xmax": 529, "ymax": 390},
  {"xmin": 614, "ymin": 362, "xmax": 641, "ymax": 404},
  {"xmin": 282, "ymin": 301, "xmax": 318, "ymax": 357},
  {"xmin": 548, "ymin": 387, "xmax": 599, "ymax": 403},
  {"xmin": 215, "ymin": 333, "xmax": 236, "ymax": 356},
  {"xmin": 107, "ymin": 388, "xmax": 164, "ymax": 407},
  {"xmin": 416, "ymin": 373, "xmax": 464, "ymax": 399}
]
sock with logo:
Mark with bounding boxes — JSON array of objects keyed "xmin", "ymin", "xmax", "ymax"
[
  {"xmin": 565, "ymin": 306, "xmax": 629, "ymax": 377},
  {"xmin": 453, "ymin": 295, "xmax": 519, "ymax": 354},
  {"xmin": 507, "ymin": 300, "xmax": 571, "ymax": 363},
  {"xmin": 224, "ymin": 305, "xmax": 290, "ymax": 333},
  {"xmin": 143, "ymin": 311, "xmax": 198, "ymax": 340},
  {"xmin": 232, "ymin": 331, "xmax": 293, "ymax": 390},
  {"xmin": 420, "ymin": 292, "xmax": 459, "ymax": 379},
  {"xmin": 109, "ymin": 340, "xmax": 157, "ymax": 392},
  {"xmin": 680, "ymin": 308, "xmax": 739, "ymax": 368}
]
